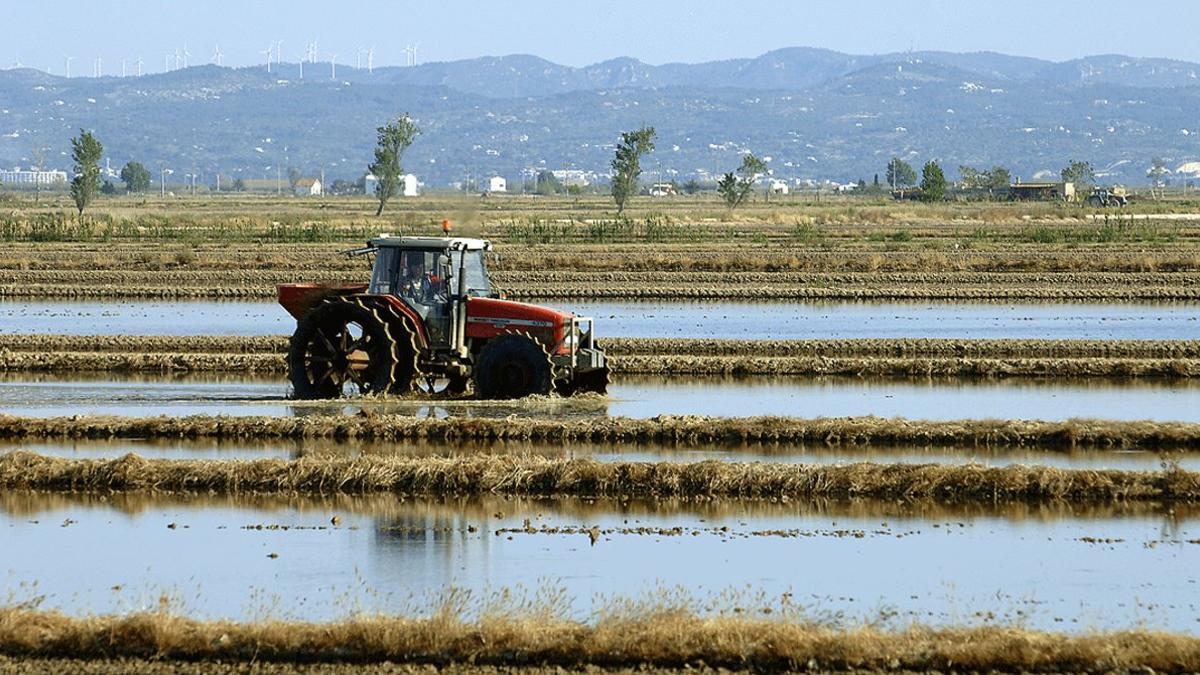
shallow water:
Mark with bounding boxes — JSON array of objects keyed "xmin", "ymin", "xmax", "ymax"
[
  {"xmin": 2, "ymin": 298, "xmax": 1197, "ymax": 339},
  {"xmin": 2, "ymin": 494, "xmax": 1196, "ymax": 631},
  {"xmin": 2, "ymin": 372, "xmax": 1200, "ymax": 425}
]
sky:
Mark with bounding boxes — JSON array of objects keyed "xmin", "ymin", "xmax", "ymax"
[{"xmin": 4, "ymin": 0, "xmax": 1200, "ymax": 74}]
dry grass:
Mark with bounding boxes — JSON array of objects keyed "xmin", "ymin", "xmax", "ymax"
[
  {"xmin": 1, "ymin": 605, "xmax": 1199, "ymax": 672},
  {"xmin": 1, "ymin": 414, "xmax": 1200, "ymax": 450},
  {"xmin": 1, "ymin": 451, "xmax": 1196, "ymax": 502}
]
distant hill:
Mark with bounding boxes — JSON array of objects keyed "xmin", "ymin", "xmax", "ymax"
[{"xmin": 1, "ymin": 47, "xmax": 1199, "ymax": 187}]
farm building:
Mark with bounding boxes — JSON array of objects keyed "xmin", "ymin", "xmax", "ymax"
[
  {"xmin": 293, "ymin": 178, "xmax": 322, "ymax": 196},
  {"xmin": 488, "ymin": 176, "xmax": 507, "ymax": 193}
]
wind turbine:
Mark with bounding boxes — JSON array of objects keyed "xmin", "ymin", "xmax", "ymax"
[
  {"xmin": 405, "ymin": 43, "xmax": 420, "ymax": 67},
  {"xmin": 309, "ymin": 39, "xmax": 318, "ymax": 63},
  {"xmin": 330, "ymin": 54, "xmax": 337, "ymax": 80},
  {"xmin": 262, "ymin": 44, "xmax": 273, "ymax": 73},
  {"xmin": 355, "ymin": 48, "xmax": 363, "ymax": 70},
  {"xmin": 164, "ymin": 53, "xmax": 172, "ymax": 72},
  {"xmin": 212, "ymin": 45, "xmax": 223, "ymax": 66},
  {"xmin": 93, "ymin": 56, "xmax": 102, "ymax": 77},
  {"xmin": 136, "ymin": 57, "xmax": 143, "ymax": 77},
  {"xmin": 182, "ymin": 43, "xmax": 190, "ymax": 68},
  {"xmin": 273, "ymin": 40, "xmax": 283, "ymax": 65},
  {"xmin": 366, "ymin": 47, "xmax": 374, "ymax": 74},
  {"xmin": 64, "ymin": 55, "xmax": 74, "ymax": 78},
  {"xmin": 297, "ymin": 53, "xmax": 304, "ymax": 79},
  {"xmin": 121, "ymin": 59, "xmax": 126, "ymax": 77},
  {"xmin": 174, "ymin": 49, "xmax": 181, "ymax": 71}
]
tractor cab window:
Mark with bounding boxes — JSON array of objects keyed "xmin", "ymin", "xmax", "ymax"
[
  {"xmin": 450, "ymin": 250, "xmax": 491, "ymax": 297},
  {"xmin": 395, "ymin": 248, "xmax": 453, "ymax": 345}
]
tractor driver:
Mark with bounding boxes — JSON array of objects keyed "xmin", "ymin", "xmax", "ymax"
[{"xmin": 398, "ymin": 254, "xmax": 447, "ymax": 305}]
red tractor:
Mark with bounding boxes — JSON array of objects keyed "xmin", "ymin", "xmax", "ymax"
[{"xmin": 278, "ymin": 234, "xmax": 608, "ymax": 399}]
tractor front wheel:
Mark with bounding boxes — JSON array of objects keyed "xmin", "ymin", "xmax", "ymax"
[
  {"xmin": 474, "ymin": 334, "xmax": 553, "ymax": 399},
  {"xmin": 288, "ymin": 300, "xmax": 398, "ymax": 399}
]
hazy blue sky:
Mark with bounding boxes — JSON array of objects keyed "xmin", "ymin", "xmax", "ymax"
[{"xmin": 5, "ymin": 0, "xmax": 1200, "ymax": 74}]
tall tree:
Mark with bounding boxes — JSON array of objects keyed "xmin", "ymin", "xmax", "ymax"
[
  {"xmin": 368, "ymin": 114, "xmax": 420, "ymax": 216},
  {"xmin": 69, "ymin": 129, "xmax": 103, "ymax": 215},
  {"xmin": 986, "ymin": 166, "xmax": 1012, "ymax": 191},
  {"xmin": 1147, "ymin": 157, "xmax": 1171, "ymax": 197},
  {"xmin": 717, "ymin": 153, "xmax": 766, "ymax": 209},
  {"xmin": 1061, "ymin": 160, "xmax": 1096, "ymax": 190},
  {"xmin": 959, "ymin": 166, "xmax": 983, "ymax": 190},
  {"xmin": 920, "ymin": 160, "xmax": 946, "ymax": 202},
  {"xmin": 886, "ymin": 157, "xmax": 917, "ymax": 188},
  {"xmin": 610, "ymin": 127, "xmax": 656, "ymax": 213},
  {"xmin": 535, "ymin": 170, "xmax": 564, "ymax": 195},
  {"xmin": 119, "ymin": 161, "xmax": 152, "ymax": 193}
]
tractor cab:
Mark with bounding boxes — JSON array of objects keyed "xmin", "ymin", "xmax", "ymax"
[{"xmin": 366, "ymin": 236, "xmax": 492, "ymax": 348}]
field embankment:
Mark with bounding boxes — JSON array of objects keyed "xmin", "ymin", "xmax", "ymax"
[
  {"xmin": 1, "ymin": 606, "xmax": 1199, "ymax": 673},
  {"xmin": 2, "ymin": 414, "xmax": 1200, "ymax": 450},
  {"xmin": 2, "ymin": 451, "xmax": 1195, "ymax": 502},
  {"xmin": 2, "ymin": 336, "xmax": 1197, "ymax": 378}
]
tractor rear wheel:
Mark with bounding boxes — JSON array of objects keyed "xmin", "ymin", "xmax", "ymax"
[
  {"xmin": 288, "ymin": 300, "xmax": 398, "ymax": 399},
  {"xmin": 473, "ymin": 333, "xmax": 553, "ymax": 399}
]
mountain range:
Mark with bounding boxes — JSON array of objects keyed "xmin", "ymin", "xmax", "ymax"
[{"xmin": 1, "ymin": 47, "xmax": 1199, "ymax": 187}]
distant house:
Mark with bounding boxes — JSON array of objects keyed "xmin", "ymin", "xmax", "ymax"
[
  {"xmin": 0, "ymin": 168, "xmax": 68, "ymax": 187},
  {"xmin": 769, "ymin": 179, "xmax": 790, "ymax": 195},
  {"xmin": 488, "ymin": 176, "xmax": 507, "ymax": 193},
  {"xmin": 362, "ymin": 173, "xmax": 419, "ymax": 197},
  {"xmin": 649, "ymin": 182, "xmax": 676, "ymax": 197},
  {"xmin": 401, "ymin": 173, "xmax": 419, "ymax": 197},
  {"xmin": 293, "ymin": 178, "xmax": 322, "ymax": 196}
]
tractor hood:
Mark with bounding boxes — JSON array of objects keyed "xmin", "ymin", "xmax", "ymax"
[{"xmin": 464, "ymin": 297, "xmax": 573, "ymax": 337}]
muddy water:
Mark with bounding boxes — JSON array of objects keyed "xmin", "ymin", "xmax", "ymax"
[
  {"xmin": 3, "ymin": 372, "xmax": 1200, "ymax": 424},
  {"xmin": 2, "ymin": 299, "xmax": 1197, "ymax": 339},
  {"xmin": 5, "ymin": 438, "xmax": 1195, "ymax": 470},
  {"xmin": 1, "ymin": 494, "xmax": 1196, "ymax": 631}
]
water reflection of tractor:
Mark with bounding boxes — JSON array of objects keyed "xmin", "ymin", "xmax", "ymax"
[
  {"xmin": 1087, "ymin": 186, "xmax": 1129, "ymax": 208},
  {"xmin": 278, "ymin": 229, "xmax": 608, "ymax": 400}
]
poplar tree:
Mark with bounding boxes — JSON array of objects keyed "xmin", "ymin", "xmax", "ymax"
[
  {"xmin": 69, "ymin": 129, "xmax": 103, "ymax": 215},
  {"xmin": 369, "ymin": 114, "xmax": 420, "ymax": 216}
]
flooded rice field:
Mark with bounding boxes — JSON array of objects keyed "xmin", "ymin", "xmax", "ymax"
[
  {"xmin": 3, "ymin": 372, "xmax": 1200, "ymax": 424},
  {"xmin": 2, "ymin": 493, "xmax": 1196, "ymax": 632},
  {"xmin": 3, "ymin": 298, "xmax": 1199, "ymax": 339}
]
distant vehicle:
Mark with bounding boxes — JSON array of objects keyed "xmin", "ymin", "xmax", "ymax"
[
  {"xmin": 1087, "ymin": 186, "xmax": 1129, "ymax": 208},
  {"xmin": 1008, "ymin": 181, "xmax": 1075, "ymax": 202}
]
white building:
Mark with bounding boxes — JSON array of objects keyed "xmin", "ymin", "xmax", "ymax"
[
  {"xmin": 768, "ymin": 179, "xmax": 790, "ymax": 195},
  {"xmin": 401, "ymin": 173, "xmax": 419, "ymax": 197},
  {"xmin": 293, "ymin": 178, "xmax": 322, "ymax": 196},
  {"xmin": 551, "ymin": 169, "xmax": 592, "ymax": 187},
  {"xmin": 364, "ymin": 173, "xmax": 418, "ymax": 196},
  {"xmin": 0, "ymin": 168, "xmax": 68, "ymax": 187},
  {"xmin": 488, "ymin": 176, "xmax": 507, "ymax": 193}
]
